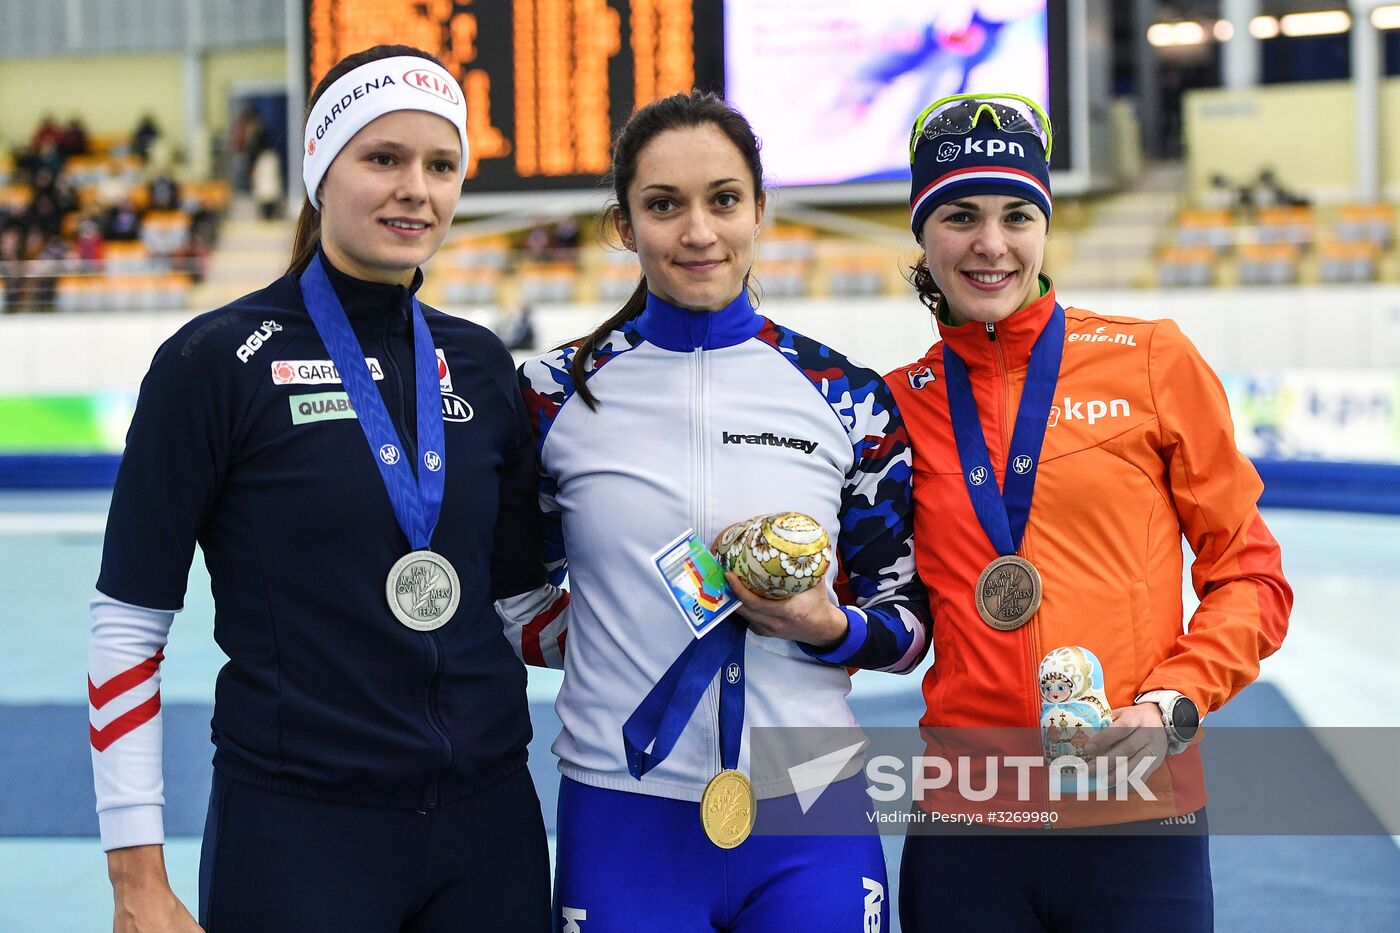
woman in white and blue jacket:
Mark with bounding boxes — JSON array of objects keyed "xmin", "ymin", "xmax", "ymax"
[{"xmin": 500, "ymin": 91, "xmax": 930, "ymax": 931}]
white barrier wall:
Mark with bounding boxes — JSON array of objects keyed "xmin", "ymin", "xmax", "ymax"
[{"xmin": 2, "ymin": 285, "xmax": 1399, "ymax": 394}]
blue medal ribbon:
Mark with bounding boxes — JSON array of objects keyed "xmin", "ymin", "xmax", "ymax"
[
  {"xmin": 941, "ymin": 304, "xmax": 1065, "ymax": 555},
  {"xmin": 624, "ymin": 617, "xmax": 746, "ymax": 780},
  {"xmin": 299, "ymin": 254, "xmax": 445, "ymax": 551}
]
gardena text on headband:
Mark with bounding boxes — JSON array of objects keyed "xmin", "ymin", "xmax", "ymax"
[
  {"xmin": 908, "ymin": 92, "xmax": 1053, "ymax": 166},
  {"xmin": 302, "ymin": 55, "xmax": 469, "ymax": 211}
]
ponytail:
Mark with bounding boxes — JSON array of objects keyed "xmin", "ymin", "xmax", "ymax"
[
  {"xmin": 285, "ymin": 200, "xmax": 320, "ymax": 276},
  {"xmin": 568, "ymin": 277, "xmax": 648, "ymax": 411}
]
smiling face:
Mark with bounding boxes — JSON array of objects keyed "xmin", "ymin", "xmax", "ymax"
[
  {"xmin": 317, "ymin": 110, "xmax": 462, "ymax": 286},
  {"xmin": 920, "ymin": 194, "xmax": 1047, "ymax": 325},
  {"xmin": 614, "ymin": 124, "xmax": 765, "ymax": 311}
]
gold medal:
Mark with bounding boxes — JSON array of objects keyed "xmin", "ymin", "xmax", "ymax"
[
  {"xmin": 975, "ymin": 555, "xmax": 1042, "ymax": 630},
  {"xmin": 700, "ymin": 769, "xmax": 755, "ymax": 848}
]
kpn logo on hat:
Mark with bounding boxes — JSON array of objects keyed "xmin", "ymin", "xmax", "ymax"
[{"xmin": 910, "ymin": 122, "xmax": 1052, "ymax": 237}]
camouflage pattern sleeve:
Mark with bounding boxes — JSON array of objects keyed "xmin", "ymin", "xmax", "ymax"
[{"xmin": 756, "ymin": 322, "xmax": 931, "ymax": 672}]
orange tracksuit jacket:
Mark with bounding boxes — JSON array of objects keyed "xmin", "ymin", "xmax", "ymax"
[{"xmin": 886, "ymin": 283, "xmax": 1293, "ymax": 826}]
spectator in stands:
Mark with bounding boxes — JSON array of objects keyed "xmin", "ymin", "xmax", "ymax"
[
  {"xmin": 228, "ymin": 104, "xmax": 265, "ymax": 193},
  {"xmin": 552, "ymin": 215, "xmax": 580, "ymax": 259},
  {"xmin": 26, "ymin": 233, "xmax": 66, "ymax": 312},
  {"xmin": 102, "ymin": 197, "xmax": 142, "ymax": 242},
  {"xmin": 132, "ymin": 114, "xmax": 161, "ymax": 162},
  {"xmin": 32, "ymin": 139, "xmax": 67, "ymax": 179},
  {"xmin": 250, "ymin": 145, "xmax": 283, "ymax": 220},
  {"xmin": 497, "ymin": 303, "xmax": 536, "ymax": 350},
  {"xmin": 74, "ymin": 216, "xmax": 105, "ymax": 266},
  {"xmin": 24, "ymin": 184, "xmax": 63, "ymax": 239},
  {"xmin": 0, "ymin": 224, "xmax": 22, "ymax": 311},
  {"xmin": 60, "ymin": 116, "xmax": 90, "ymax": 157},
  {"xmin": 522, "ymin": 220, "xmax": 551, "ymax": 260},
  {"xmin": 888, "ymin": 92, "xmax": 1291, "ymax": 933},
  {"xmin": 147, "ymin": 166, "xmax": 180, "ymax": 213},
  {"xmin": 1257, "ymin": 168, "xmax": 1310, "ymax": 209},
  {"xmin": 29, "ymin": 114, "xmax": 63, "ymax": 152}
]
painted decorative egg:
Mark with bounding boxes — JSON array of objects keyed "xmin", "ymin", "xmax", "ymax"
[{"xmin": 716, "ymin": 512, "xmax": 832, "ymax": 600}]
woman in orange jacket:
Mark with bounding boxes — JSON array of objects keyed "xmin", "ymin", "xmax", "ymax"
[{"xmin": 886, "ymin": 94, "xmax": 1292, "ymax": 931}]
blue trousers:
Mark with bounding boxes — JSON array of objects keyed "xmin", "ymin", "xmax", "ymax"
[
  {"xmin": 554, "ymin": 776, "xmax": 890, "ymax": 932},
  {"xmin": 899, "ymin": 816, "xmax": 1212, "ymax": 932},
  {"xmin": 198, "ymin": 768, "xmax": 551, "ymax": 932}
]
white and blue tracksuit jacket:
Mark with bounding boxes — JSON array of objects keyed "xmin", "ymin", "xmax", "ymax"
[{"xmin": 501, "ymin": 290, "xmax": 929, "ymax": 802}]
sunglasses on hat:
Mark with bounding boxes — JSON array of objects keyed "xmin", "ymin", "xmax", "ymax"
[{"xmin": 909, "ymin": 93, "xmax": 1053, "ymax": 165}]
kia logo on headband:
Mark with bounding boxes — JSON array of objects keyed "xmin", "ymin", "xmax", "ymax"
[{"xmin": 404, "ymin": 69, "xmax": 461, "ymax": 105}]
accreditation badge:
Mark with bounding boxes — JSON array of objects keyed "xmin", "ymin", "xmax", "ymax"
[
  {"xmin": 386, "ymin": 549, "xmax": 460, "ymax": 631},
  {"xmin": 651, "ymin": 530, "xmax": 742, "ymax": 638}
]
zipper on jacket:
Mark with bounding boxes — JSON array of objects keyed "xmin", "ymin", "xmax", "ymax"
[
  {"xmin": 377, "ymin": 302, "xmax": 450, "ymax": 810},
  {"xmin": 420, "ymin": 630, "xmax": 452, "ymax": 811},
  {"xmin": 986, "ymin": 320, "xmax": 1046, "ymax": 748},
  {"xmin": 691, "ymin": 345, "xmax": 723, "ymax": 779}
]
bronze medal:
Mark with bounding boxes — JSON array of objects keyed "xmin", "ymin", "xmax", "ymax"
[
  {"xmin": 700, "ymin": 769, "xmax": 755, "ymax": 848},
  {"xmin": 975, "ymin": 555, "xmax": 1042, "ymax": 630}
]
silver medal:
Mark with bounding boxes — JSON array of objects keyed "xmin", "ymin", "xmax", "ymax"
[{"xmin": 386, "ymin": 550, "xmax": 460, "ymax": 631}]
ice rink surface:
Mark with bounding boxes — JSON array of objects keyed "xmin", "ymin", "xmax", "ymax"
[{"xmin": 2, "ymin": 491, "xmax": 1397, "ymax": 931}]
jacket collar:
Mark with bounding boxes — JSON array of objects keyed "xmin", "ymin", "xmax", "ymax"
[
  {"xmin": 936, "ymin": 276, "xmax": 1057, "ymax": 374},
  {"xmin": 635, "ymin": 289, "xmax": 762, "ymax": 352},
  {"xmin": 317, "ymin": 247, "xmax": 425, "ymax": 322}
]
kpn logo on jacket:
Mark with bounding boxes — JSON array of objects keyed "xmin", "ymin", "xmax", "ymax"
[{"xmin": 1048, "ymin": 397, "xmax": 1131, "ymax": 428}]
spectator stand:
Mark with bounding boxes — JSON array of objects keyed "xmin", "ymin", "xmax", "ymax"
[{"xmin": 1, "ymin": 119, "xmax": 229, "ymax": 314}]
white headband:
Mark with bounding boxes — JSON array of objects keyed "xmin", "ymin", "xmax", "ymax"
[{"xmin": 302, "ymin": 55, "xmax": 469, "ymax": 210}]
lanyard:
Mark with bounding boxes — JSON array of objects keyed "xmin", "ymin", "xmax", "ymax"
[
  {"xmin": 941, "ymin": 304, "xmax": 1065, "ymax": 555},
  {"xmin": 624, "ymin": 617, "xmax": 746, "ymax": 779},
  {"xmin": 299, "ymin": 254, "xmax": 445, "ymax": 550}
]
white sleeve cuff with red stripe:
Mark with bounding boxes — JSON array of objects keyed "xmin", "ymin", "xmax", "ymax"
[
  {"xmin": 496, "ymin": 585, "xmax": 569, "ymax": 669},
  {"xmin": 89, "ymin": 592, "xmax": 174, "ymax": 852}
]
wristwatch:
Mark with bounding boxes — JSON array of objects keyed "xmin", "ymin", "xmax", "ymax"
[{"xmin": 1135, "ymin": 690, "xmax": 1200, "ymax": 755}]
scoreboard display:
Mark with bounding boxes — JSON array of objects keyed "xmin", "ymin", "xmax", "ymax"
[{"xmin": 305, "ymin": 0, "xmax": 724, "ymax": 194}]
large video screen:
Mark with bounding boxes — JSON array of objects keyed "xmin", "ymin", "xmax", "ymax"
[
  {"xmin": 724, "ymin": 0, "xmax": 1052, "ymax": 188},
  {"xmin": 305, "ymin": 0, "xmax": 724, "ymax": 194}
]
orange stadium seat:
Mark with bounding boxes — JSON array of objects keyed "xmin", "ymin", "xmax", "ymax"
[
  {"xmin": 1253, "ymin": 206, "xmax": 1314, "ymax": 246},
  {"xmin": 1157, "ymin": 244, "xmax": 1216, "ymax": 287},
  {"xmin": 1238, "ymin": 242, "xmax": 1300, "ymax": 285},
  {"xmin": 827, "ymin": 255, "xmax": 889, "ymax": 296},
  {"xmin": 439, "ymin": 267, "xmax": 502, "ymax": 305},
  {"xmin": 1174, "ymin": 209, "xmax": 1235, "ymax": 251},
  {"xmin": 1335, "ymin": 203, "xmax": 1395, "ymax": 248},
  {"xmin": 517, "ymin": 262, "xmax": 577, "ymax": 304},
  {"xmin": 1319, "ymin": 240, "xmax": 1380, "ymax": 283}
]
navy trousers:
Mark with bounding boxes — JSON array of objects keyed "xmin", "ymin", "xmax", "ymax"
[
  {"xmin": 198, "ymin": 767, "xmax": 551, "ymax": 932},
  {"xmin": 899, "ymin": 816, "xmax": 1213, "ymax": 932}
]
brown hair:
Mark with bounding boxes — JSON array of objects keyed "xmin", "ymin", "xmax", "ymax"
[
  {"xmin": 569, "ymin": 90, "xmax": 765, "ymax": 409},
  {"xmin": 285, "ymin": 44, "xmax": 451, "ymax": 277},
  {"xmin": 905, "ymin": 256, "xmax": 942, "ymax": 313}
]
